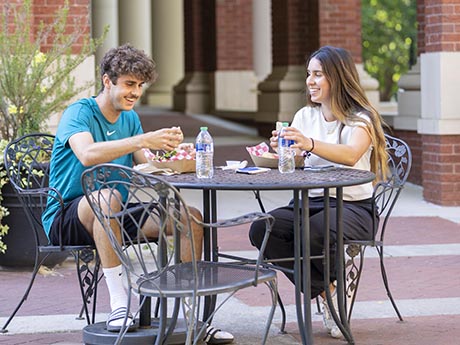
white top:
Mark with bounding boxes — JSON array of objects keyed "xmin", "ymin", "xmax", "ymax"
[{"xmin": 291, "ymin": 106, "xmax": 373, "ymax": 201}]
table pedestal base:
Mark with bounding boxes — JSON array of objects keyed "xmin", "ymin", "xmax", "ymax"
[{"xmin": 83, "ymin": 318, "xmax": 204, "ymax": 345}]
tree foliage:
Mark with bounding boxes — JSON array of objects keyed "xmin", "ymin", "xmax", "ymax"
[
  {"xmin": 0, "ymin": 0, "xmax": 107, "ymax": 253},
  {"xmin": 0, "ymin": 0, "xmax": 107, "ymax": 141},
  {"xmin": 362, "ymin": 0, "xmax": 417, "ymax": 101}
]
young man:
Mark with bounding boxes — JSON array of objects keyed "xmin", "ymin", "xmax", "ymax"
[{"xmin": 42, "ymin": 44, "xmax": 233, "ymax": 344}]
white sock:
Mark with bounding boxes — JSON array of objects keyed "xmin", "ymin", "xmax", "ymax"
[{"xmin": 103, "ymin": 265, "xmax": 128, "ymax": 311}]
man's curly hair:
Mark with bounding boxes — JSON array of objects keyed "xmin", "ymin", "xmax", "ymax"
[{"xmin": 99, "ymin": 43, "xmax": 158, "ymax": 93}]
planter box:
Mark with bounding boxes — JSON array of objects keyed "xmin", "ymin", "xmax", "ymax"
[{"xmin": 0, "ymin": 180, "xmax": 68, "ymax": 268}]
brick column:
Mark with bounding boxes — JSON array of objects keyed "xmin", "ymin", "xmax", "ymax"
[
  {"xmin": 213, "ymin": 0, "xmax": 257, "ymax": 116},
  {"xmin": 418, "ymin": 0, "xmax": 460, "ymax": 205},
  {"xmin": 392, "ymin": 0, "xmax": 424, "ymax": 186},
  {"xmin": 256, "ymin": 0, "xmax": 377, "ymax": 137},
  {"xmin": 318, "ymin": 0, "xmax": 379, "ymax": 109},
  {"xmin": 173, "ymin": 0, "xmax": 215, "ymax": 114},
  {"xmin": 319, "ymin": 0, "xmax": 361, "ymax": 59},
  {"xmin": 255, "ymin": 0, "xmax": 316, "ymax": 136}
]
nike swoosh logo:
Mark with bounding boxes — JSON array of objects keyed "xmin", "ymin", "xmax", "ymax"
[{"xmin": 107, "ymin": 130, "xmax": 116, "ymax": 136}]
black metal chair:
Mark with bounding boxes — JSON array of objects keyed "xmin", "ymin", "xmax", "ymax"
[
  {"xmin": 252, "ymin": 133, "xmax": 412, "ymax": 331},
  {"xmin": 343, "ymin": 133, "xmax": 412, "ymax": 322},
  {"xmin": 1, "ymin": 133, "xmax": 100, "ymax": 333},
  {"xmin": 81, "ymin": 163, "xmax": 278, "ymax": 345}
]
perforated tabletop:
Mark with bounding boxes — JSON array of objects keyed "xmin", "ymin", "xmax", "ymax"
[{"xmin": 161, "ymin": 167, "xmax": 375, "ymax": 191}]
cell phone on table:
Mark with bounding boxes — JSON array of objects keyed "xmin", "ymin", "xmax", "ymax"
[{"xmin": 303, "ymin": 165, "xmax": 335, "ymax": 172}]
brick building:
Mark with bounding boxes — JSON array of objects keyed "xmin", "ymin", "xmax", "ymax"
[{"xmin": 5, "ymin": 0, "xmax": 460, "ymax": 206}]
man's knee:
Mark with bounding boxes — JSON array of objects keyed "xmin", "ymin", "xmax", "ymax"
[{"xmin": 188, "ymin": 206, "xmax": 203, "ymax": 222}]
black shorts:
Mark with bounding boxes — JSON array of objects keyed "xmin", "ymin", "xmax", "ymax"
[{"xmin": 48, "ymin": 196, "xmax": 152, "ymax": 246}]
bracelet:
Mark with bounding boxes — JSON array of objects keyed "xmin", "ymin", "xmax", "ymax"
[{"xmin": 303, "ymin": 138, "xmax": 315, "ymax": 158}]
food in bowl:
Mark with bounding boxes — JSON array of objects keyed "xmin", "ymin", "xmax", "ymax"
[
  {"xmin": 143, "ymin": 144, "xmax": 196, "ymax": 173},
  {"xmin": 261, "ymin": 152, "xmax": 278, "ymax": 159},
  {"xmin": 246, "ymin": 142, "xmax": 304, "ymax": 168}
]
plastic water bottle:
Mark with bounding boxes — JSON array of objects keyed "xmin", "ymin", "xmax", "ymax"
[
  {"xmin": 278, "ymin": 122, "xmax": 295, "ymax": 174},
  {"xmin": 195, "ymin": 126, "xmax": 214, "ymax": 178}
]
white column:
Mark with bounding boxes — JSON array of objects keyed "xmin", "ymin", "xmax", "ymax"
[
  {"xmin": 91, "ymin": 0, "xmax": 119, "ymax": 65},
  {"xmin": 395, "ymin": 60, "xmax": 421, "ymax": 130},
  {"xmin": 356, "ymin": 64, "xmax": 380, "ymax": 112},
  {"xmin": 252, "ymin": 0, "xmax": 272, "ymax": 81},
  {"xmin": 256, "ymin": 65, "xmax": 307, "ymax": 125},
  {"xmin": 146, "ymin": 0, "xmax": 184, "ymax": 108},
  {"xmin": 418, "ymin": 52, "xmax": 460, "ymax": 134},
  {"xmin": 118, "ymin": 0, "xmax": 152, "ymax": 55}
]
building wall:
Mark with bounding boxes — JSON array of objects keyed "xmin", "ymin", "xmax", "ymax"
[
  {"xmin": 417, "ymin": 0, "xmax": 460, "ymax": 205},
  {"xmin": 14, "ymin": 0, "xmax": 460, "ymax": 205},
  {"xmin": 0, "ymin": 0, "xmax": 95, "ymax": 133}
]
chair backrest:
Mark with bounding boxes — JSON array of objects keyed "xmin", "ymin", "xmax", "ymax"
[
  {"xmin": 81, "ymin": 163, "xmax": 199, "ymax": 290},
  {"xmin": 3, "ymin": 134, "xmax": 101, "ymax": 327},
  {"xmin": 372, "ymin": 134, "xmax": 412, "ymax": 241},
  {"xmin": 3, "ymin": 133, "xmax": 55, "ymax": 242}
]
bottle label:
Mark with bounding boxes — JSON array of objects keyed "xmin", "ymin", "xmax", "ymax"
[
  {"xmin": 279, "ymin": 138, "xmax": 295, "ymax": 147},
  {"xmin": 196, "ymin": 143, "xmax": 213, "ymax": 152}
]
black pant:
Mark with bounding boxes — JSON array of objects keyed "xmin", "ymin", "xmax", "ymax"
[{"xmin": 249, "ymin": 197, "xmax": 375, "ymax": 298}]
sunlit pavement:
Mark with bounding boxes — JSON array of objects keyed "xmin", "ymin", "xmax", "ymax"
[{"xmin": 1, "ymin": 108, "xmax": 459, "ymax": 345}]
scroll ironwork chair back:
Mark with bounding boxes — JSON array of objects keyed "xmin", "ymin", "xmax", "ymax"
[
  {"xmin": 81, "ymin": 163, "xmax": 278, "ymax": 345},
  {"xmin": 344, "ymin": 133, "xmax": 412, "ymax": 321},
  {"xmin": 1, "ymin": 133, "xmax": 100, "ymax": 333}
]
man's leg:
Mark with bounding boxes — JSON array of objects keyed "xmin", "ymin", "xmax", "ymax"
[
  {"xmin": 181, "ymin": 207, "xmax": 204, "ymax": 262},
  {"xmin": 139, "ymin": 205, "xmax": 204, "ymax": 263},
  {"xmin": 78, "ymin": 190, "xmax": 135, "ymax": 331},
  {"xmin": 141, "ymin": 205, "xmax": 233, "ymax": 344}
]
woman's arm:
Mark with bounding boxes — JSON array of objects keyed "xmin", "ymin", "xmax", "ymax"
[{"xmin": 283, "ymin": 125, "xmax": 371, "ymax": 166}]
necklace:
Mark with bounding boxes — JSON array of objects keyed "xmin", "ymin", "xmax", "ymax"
[
  {"xmin": 325, "ymin": 121, "xmax": 339, "ymax": 134},
  {"xmin": 321, "ymin": 115, "xmax": 339, "ymax": 134},
  {"xmin": 320, "ymin": 108, "xmax": 340, "ymax": 134}
]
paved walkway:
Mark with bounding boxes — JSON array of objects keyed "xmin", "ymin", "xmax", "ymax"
[{"xmin": 1, "ymin": 108, "xmax": 460, "ymax": 344}]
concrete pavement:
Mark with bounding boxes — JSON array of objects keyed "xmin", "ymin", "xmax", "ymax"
[{"xmin": 1, "ymin": 108, "xmax": 460, "ymax": 345}]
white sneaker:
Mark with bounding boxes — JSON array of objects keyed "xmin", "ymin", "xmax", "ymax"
[
  {"xmin": 204, "ymin": 325, "xmax": 234, "ymax": 344},
  {"xmin": 321, "ymin": 291, "xmax": 342, "ymax": 339}
]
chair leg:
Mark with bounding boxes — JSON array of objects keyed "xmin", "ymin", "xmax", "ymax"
[
  {"xmin": 1, "ymin": 252, "xmax": 51, "ymax": 333},
  {"xmin": 344, "ymin": 243, "xmax": 365, "ymax": 322},
  {"xmin": 377, "ymin": 246, "xmax": 404, "ymax": 321},
  {"xmin": 277, "ymin": 291, "xmax": 287, "ymax": 334},
  {"xmin": 253, "ymin": 190, "xmax": 266, "ymax": 213},
  {"xmin": 261, "ymin": 280, "xmax": 279, "ymax": 344},
  {"xmin": 75, "ymin": 248, "xmax": 101, "ymax": 324},
  {"xmin": 155, "ymin": 297, "xmax": 169, "ymax": 345},
  {"xmin": 315, "ymin": 296, "xmax": 322, "ymax": 314}
]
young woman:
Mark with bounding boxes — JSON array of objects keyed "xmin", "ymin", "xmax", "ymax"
[{"xmin": 249, "ymin": 45, "xmax": 388, "ymax": 338}]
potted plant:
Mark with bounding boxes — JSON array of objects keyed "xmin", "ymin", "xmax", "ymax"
[{"xmin": 0, "ymin": 0, "xmax": 106, "ymax": 265}]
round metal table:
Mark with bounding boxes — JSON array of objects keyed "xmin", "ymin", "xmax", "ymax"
[{"xmin": 162, "ymin": 167, "xmax": 375, "ymax": 345}]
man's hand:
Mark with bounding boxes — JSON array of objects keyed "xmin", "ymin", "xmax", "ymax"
[{"xmin": 142, "ymin": 126, "xmax": 184, "ymax": 152}]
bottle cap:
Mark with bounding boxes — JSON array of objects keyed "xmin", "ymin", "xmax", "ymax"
[
  {"xmin": 200, "ymin": 126, "xmax": 208, "ymax": 131},
  {"xmin": 282, "ymin": 122, "xmax": 289, "ymax": 127}
]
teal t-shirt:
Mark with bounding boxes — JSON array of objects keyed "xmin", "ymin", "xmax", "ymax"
[{"xmin": 41, "ymin": 97, "xmax": 143, "ymax": 236}]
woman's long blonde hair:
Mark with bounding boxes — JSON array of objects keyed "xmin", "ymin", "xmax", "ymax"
[{"xmin": 306, "ymin": 46, "xmax": 388, "ymax": 180}]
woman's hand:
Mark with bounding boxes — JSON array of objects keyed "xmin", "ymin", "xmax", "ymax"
[
  {"xmin": 269, "ymin": 129, "xmax": 279, "ymax": 151},
  {"xmin": 280, "ymin": 126, "xmax": 313, "ymax": 152}
]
